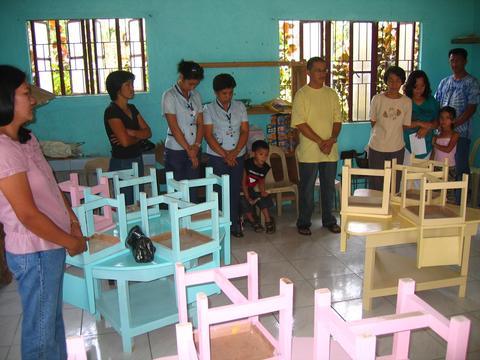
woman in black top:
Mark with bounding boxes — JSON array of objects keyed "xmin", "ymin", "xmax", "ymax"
[{"xmin": 104, "ymin": 71, "xmax": 152, "ymax": 204}]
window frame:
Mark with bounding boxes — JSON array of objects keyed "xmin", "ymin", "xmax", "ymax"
[
  {"xmin": 280, "ymin": 20, "xmax": 420, "ymax": 122},
  {"xmin": 27, "ymin": 17, "xmax": 149, "ymax": 97}
]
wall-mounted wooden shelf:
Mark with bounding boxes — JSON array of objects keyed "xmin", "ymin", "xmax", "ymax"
[
  {"xmin": 451, "ymin": 35, "xmax": 480, "ymax": 44},
  {"xmin": 246, "ymin": 105, "xmax": 277, "ymax": 115},
  {"xmin": 199, "ymin": 60, "xmax": 308, "ymax": 99},
  {"xmin": 199, "ymin": 60, "xmax": 302, "ymax": 68}
]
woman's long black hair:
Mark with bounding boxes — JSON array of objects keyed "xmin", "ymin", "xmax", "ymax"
[
  {"xmin": 404, "ymin": 70, "xmax": 432, "ymax": 99},
  {"xmin": 0, "ymin": 65, "xmax": 32, "ymax": 143}
]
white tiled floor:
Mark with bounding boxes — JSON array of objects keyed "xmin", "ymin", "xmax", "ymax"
[{"xmin": 1, "ymin": 207, "xmax": 479, "ymax": 359}]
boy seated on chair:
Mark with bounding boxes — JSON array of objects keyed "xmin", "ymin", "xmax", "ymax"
[{"xmin": 240, "ymin": 140, "xmax": 275, "ymax": 235}]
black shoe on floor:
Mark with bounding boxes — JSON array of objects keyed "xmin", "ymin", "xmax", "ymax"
[{"xmin": 231, "ymin": 229, "xmax": 244, "ymax": 238}]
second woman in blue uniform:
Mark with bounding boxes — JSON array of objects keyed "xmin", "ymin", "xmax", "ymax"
[
  {"xmin": 162, "ymin": 60, "xmax": 204, "ymax": 202},
  {"xmin": 204, "ymin": 74, "xmax": 249, "ymax": 237}
]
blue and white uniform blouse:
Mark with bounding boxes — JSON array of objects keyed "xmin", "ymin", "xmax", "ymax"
[
  {"xmin": 162, "ymin": 84, "xmax": 203, "ymax": 150},
  {"xmin": 203, "ymin": 99, "xmax": 248, "ymax": 157}
]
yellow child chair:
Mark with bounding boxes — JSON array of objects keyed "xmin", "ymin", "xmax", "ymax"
[
  {"xmin": 390, "ymin": 158, "xmax": 449, "ymax": 205},
  {"xmin": 399, "ymin": 172, "xmax": 469, "ymax": 268},
  {"xmin": 340, "ymin": 159, "xmax": 392, "ymax": 252}
]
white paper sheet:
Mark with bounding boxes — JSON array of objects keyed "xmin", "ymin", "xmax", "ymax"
[{"xmin": 409, "ymin": 133, "xmax": 427, "ymax": 155}]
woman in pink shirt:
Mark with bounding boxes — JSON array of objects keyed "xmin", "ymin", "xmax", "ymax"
[{"xmin": 0, "ymin": 65, "xmax": 87, "ymax": 359}]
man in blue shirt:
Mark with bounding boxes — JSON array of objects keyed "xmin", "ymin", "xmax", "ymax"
[{"xmin": 435, "ymin": 48, "xmax": 480, "ymax": 204}]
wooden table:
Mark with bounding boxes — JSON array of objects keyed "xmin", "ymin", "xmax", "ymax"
[{"xmin": 343, "ymin": 204, "xmax": 480, "ymax": 310}]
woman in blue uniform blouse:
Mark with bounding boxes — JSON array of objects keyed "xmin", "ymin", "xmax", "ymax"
[
  {"xmin": 204, "ymin": 74, "xmax": 249, "ymax": 237},
  {"xmin": 162, "ymin": 60, "xmax": 204, "ymax": 202}
]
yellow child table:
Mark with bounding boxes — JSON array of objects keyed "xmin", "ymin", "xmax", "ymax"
[{"xmin": 343, "ymin": 204, "xmax": 480, "ymax": 310}]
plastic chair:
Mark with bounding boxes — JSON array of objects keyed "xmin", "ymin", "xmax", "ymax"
[
  {"xmin": 265, "ymin": 145, "xmax": 299, "ymax": 217},
  {"xmin": 174, "ymin": 251, "xmax": 294, "ymax": 360},
  {"xmin": 166, "ymin": 167, "xmax": 232, "ymax": 265},
  {"xmin": 469, "ymin": 137, "xmax": 480, "ymax": 208},
  {"xmin": 311, "ymin": 278, "xmax": 470, "ymax": 360}
]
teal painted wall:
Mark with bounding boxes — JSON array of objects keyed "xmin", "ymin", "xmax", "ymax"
[{"xmin": 0, "ymin": 0, "xmax": 478, "ymax": 157}]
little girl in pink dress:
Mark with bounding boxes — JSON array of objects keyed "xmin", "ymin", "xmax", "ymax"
[{"xmin": 432, "ymin": 106, "xmax": 459, "ymax": 201}]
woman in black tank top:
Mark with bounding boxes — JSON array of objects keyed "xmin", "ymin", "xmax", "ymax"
[{"xmin": 104, "ymin": 70, "xmax": 152, "ymax": 204}]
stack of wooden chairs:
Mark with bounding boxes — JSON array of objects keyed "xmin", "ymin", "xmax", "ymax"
[{"xmin": 58, "ymin": 165, "xmax": 226, "ymax": 352}]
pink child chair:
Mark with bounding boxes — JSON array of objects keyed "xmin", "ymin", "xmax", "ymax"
[
  {"xmin": 310, "ymin": 278, "xmax": 471, "ymax": 360},
  {"xmin": 173, "ymin": 251, "xmax": 294, "ymax": 360},
  {"xmin": 66, "ymin": 335, "xmax": 87, "ymax": 360},
  {"xmin": 59, "ymin": 173, "xmax": 115, "ymax": 232}
]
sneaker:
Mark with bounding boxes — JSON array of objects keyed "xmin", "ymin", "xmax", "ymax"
[{"xmin": 265, "ymin": 219, "xmax": 275, "ymax": 234}]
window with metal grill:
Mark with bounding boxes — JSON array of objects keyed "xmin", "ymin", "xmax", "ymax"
[
  {"xmin": 279, "ymin": 20, "xmax": 420, "ymax": 121},
  {"xmin": 27, "ymin": 18, "xmax": 148, "ymax": 96}
]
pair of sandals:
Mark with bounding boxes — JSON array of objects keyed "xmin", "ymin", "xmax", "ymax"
[{"xmin": 246, "ymin": 218, "xmax": 276, "ymax": 234}]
